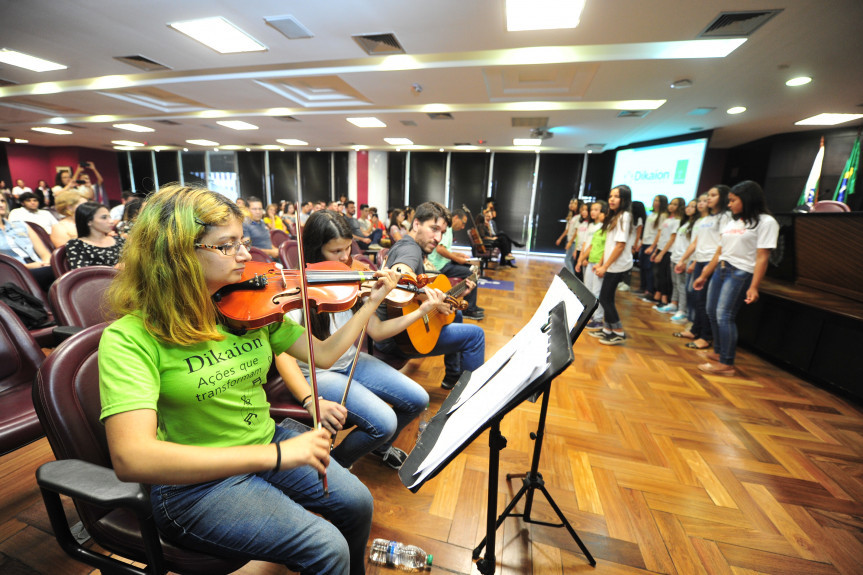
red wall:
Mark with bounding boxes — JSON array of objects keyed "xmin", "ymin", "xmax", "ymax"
[{"xmin": 5, "ymin": 144, "xmax": 123, "ymax": 203}]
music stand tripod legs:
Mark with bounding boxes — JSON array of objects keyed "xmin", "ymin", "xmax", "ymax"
[{"xmin": 472, "ymin": 385, "xmax": 596, "ymax": 573}]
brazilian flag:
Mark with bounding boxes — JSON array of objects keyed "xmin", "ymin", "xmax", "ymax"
[{"xmin": 833, "ymin": 136, "xmax": 859, "ymax": 203}]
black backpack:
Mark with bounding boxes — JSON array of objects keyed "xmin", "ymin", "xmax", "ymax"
[{"xmin": 0, "ymin": 282, "xmax": 54, "ymax": 329}]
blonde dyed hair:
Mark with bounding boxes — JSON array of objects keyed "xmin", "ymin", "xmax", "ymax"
[
  {"xmin": 54, "ymin": 190, "xmax": 85, "ymax": 217},
  {"xmin": 107, "ymin": 184, "xmax": 243, "ymax": 345}
]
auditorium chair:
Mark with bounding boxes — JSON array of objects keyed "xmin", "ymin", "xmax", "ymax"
[
  {"xmin": 376, "ymin": 247, "xmax": 389, "ymax": 269},
  {"xmin": 32, "ymin": 323, "xmax": 249, "ymax": 574},
  {"xmin": 262, "ymin": 361, "xmax": 315, "ymax": 425},
  {"xmin": 247, "ymin": 245, "xmax": 272, "ymax": 263},
  {"xmin": 48, "ymin": 266, "xmax": 117, "ymax": 328},
  {"xmin": 352, "ymin": 253, "xmax": 377, "ymax": 270},
  {"xmin": 270, "ymin": 228, "xmax": 290, "ymax": 249},
  {"xmin": 279, "ymin": 239, "xmax": 299, "ymax": 269},
  {"xmin": 0, "ymin": 301, "xmax": 45, "ymax": 456},
  {"xmin": 810, "ymin": 200, "xmax": 850, "ymax": 213},
  {"xmin": 25, "ymin": 221, "xmax": 55, "ymax": 251},
  {"xmin": 0, "ymin": 253, "xmax": 57, "ymax": 346},
  {"xmin": 50, "ymin": 244, "xmax": 72, "ymax": 278}
]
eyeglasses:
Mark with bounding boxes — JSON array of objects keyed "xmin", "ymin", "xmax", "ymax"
[{"xmin": 194, "ymin": 238, "xmax": 251, "ymax": 256}]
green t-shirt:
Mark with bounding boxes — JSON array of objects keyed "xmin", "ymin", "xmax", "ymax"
[
  {"xmin": 426, "ymin": 226, "xmax": 452, "ymax": 271},
  {"xmin": 99, "ymin": 314, "xmax": 305, "ymax": 448},
  {"xmin": 588, "ymin": 229, "xmax": 607, "ymax": 264}
]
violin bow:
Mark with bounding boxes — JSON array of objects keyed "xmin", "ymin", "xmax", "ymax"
[
  {"xmin": 331, "ymin": 324, "xmax": 365, "ymax": 449},
  {"xmin": 293, "ymin": 202, "xmax": 328, "ymax": 496}
]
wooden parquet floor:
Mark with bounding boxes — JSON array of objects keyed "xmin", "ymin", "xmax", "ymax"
[{"xmin": 1, "ymin": 256, "xmax": 862, "ymax": 574}]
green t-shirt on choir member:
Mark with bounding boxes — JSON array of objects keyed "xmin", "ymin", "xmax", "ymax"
[
  {"xmin": 588, "ymin": 229, "xmax": 607, "ymax": 264},
  {"xmin": 99, "ymin": 314, "xmax": 305, "ymax": 448}
]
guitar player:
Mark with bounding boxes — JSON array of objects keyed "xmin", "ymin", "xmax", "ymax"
[
  {"xmin": 426, "ymin": 207, "xmax": 484, "ymax": 320},
  {"xmin": 374, "ymin": 202, "xmax": 486, "ymax": 390}
]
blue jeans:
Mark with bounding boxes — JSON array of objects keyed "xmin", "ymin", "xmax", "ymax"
[
  {"xmin": 151, "ymin": 418, "xmax": 373, "ymax": 575},
  {"xmin": 313, "ymin": 353, "xmax": 428, "ymax": 467},
  {"xmin": 689, "ymin": 261, "xmax": 712, "ymax": 339},
  {"xmin": 706, "ymin": 262, "xmax": 753, "ymax": 366},
  {"xmin": 375, "ymin": 311, "xmax": 486, "ymax": 381}
]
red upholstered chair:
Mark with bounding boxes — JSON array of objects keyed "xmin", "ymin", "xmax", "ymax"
[
  {"xmin": 48, "ymin": 266, "xmax": 117, "ymax": 327},
  {"xmin": 262, "ymin": 360, "xmax": 314, "ymax": 425},
  {"xmin": 25, "ymin": 221, "xmax": 55, "ymax": 251},
  {"xmin": 376, "ymin": 247, "xmax": 390, "ymax": 269},
  {"xmin": 270, "ymin": 228, "xmax": 290, "ymax": 249},
  {"xmin": 279, "ymin": 239, "xmax": 299, "ymax": 269},
  {"xmin": 247, "ymin": 246, "xmax": 273, "ymax": 263},
  {"xmin": 0, "ymin": 301, "xmax": 45, "ymax": 456},
  {"xmin": 810, "ymin": 200, "xmax": 850, "ymax": 213},
  {"xmin": 351, "ymin": 239, "xmax": 363, "ymax": 255},
  {"xmin": 0, "ymin": 253, "xmax": 57, "ymax": 346},
  {"xmin": 50, "ymin": 244, "xmax": 71, "ymax": 278},
  {"xmin": 287, "ymin": 220, "xmax": 297, "ymax": 237},
  {"xmin": 352, "ymin": 254, "xmax": 377, "ymax": 270},
  {"xmin": 32, "ymin": 324, "xmax": 248, "ymax": 574}
]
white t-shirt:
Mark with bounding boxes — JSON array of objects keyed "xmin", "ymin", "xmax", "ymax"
[
  {"xmin": 11, "ymin": 186, "xmax": 32, "ymax": 198},
  {"xmin": 110, "ymin": 203, "xmax": 125, "ymax": 221},
  {"xmin": 719, "ymin": 214, "xmax": 779, "ymax": 274},
  {"xmin": 574, "ymin": 219, "xmax": 591, "ymax": 251},
  {"xmin": 629, "ymin": 216, "xmax": 643, "ymax": 246},
  {"xmin": 565, "ymin": 215, "xmax": 580, "ymax": 242},
  {"xmin": 604, "ymin": 211, "xmax": 634, "ymax": 274},
  {"xmin": 670, "ymin": 222, "xmax": 692, "ymax": 264},
  {"xmin": 641, "ymin": 213, "xmax": 660, "ymax": 245},
  {"xmin": 693, "ymin": 211, "xmax": 731, "ymax": 262},
  {"xmin": 7, "ymin": 207, "xmax": 59, "ymax": 233},
  {"xmin": 287, "ymin": 308, "xmax": 356, "ymax": 375},
  {"xmin": 656, "ymin": 217, "xmax": 680, "ymax": 250}
]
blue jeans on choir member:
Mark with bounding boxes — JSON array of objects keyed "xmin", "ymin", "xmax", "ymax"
[
  {"xmin": 563, "ymin": 241, "xmax": 576, "ymax": 276},
  {"xmin": 313, "ymin": 353, "xmax": 428, "ymax": 468},
  {"xmin": 689, "ymin": 261, "xmax": 712, "ymax": 339},
  {"xmin": 706, "ymin": 263, "xmax": 753, "ymax": 366},
  {"xmin": 151, "ymin": 418, "xmax": 373, "ymax": 575}
]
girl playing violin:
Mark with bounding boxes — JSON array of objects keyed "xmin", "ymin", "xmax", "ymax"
[
  {"xmin": 276, "ymin": 210, "xmax": 436, "ymax": 470},
  {"xmin": 98, "ymin": 185, "xmax": 400, "ymax": 574}
]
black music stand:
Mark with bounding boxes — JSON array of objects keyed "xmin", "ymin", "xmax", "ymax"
[{"xmin": 399, "ymin": 269, "xmax": 598, "ymax": 573}]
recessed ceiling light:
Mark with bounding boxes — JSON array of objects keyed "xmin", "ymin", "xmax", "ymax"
[
  {"xmin": 112, "ymin": 140, "xmax": 145, "ymax": 147},
  {"xmin": 219, "ymin": 145, "xmax": 245, "ymax": 150},
  {"xmin": 168, "ymin": 17, "xmax": 267, "ymax": 54},
  {"xmin": 113, "ymin": 123, "xmax": 155, "ymax": 133},
  {"xmin": 0, "ymin": 137, "xmax": 9, "ymax": 142},
  {"xmin": 14, "ymin": 139, "xmax": 28, "ymax": 144},
  {"xmin": 795, "ymin": 113, "xmax": 863, "ymax": 126},
  {"xmin": 506, "ymin": 0, "xmax": 585, "ymax": 31},
  {"xmin": 0, "ymin": 48, "xmax": 67, "ymax": 72},
  {"xmin": 786, "ymin": 76, "xmax": 812, "ymax": 87},
  {"xmin": 439, "ymin": 148, "xmax": 445, "ymax": 152},
  {"xmin": 32, "ymin": 126, "xmax": 72, "ymax": 135},
  {"xmin": 347, "ymin": 117, "xmax": 386, "ymax": 128},
  {"xmin": 217, "ymin": 120, "xmax": 259, "ymax": 130},
  {"xmin": 727, "ymin": 106, "xmax": 747, "ymax": 115},
  {"xmin": 113, "ymin": 146, "xmax": 137, "ymax": 151},
  {"xmin": 384, "ymin": 138, "xmax": 413, "ymax": 145},
  {"xmin": 276, "ymin": 139, "xmax": 308, "ymax": 146},
  {"xmin": 186, "ymin": 139, "xmax": 220, "ymax": 146},
  {"xmin": 514, "ymin": 138, "xmax": 542, "ymax": 146},
  {"xmin": 316, "ymin": 148, "xmax": 321, "ymax": 152},
  {"xmin": 455, "ymin": 145, "xmax": 479, "ymax": 151},
  {"xmin": 486, "ymin": 149, "xmax": 491, "ymax": 153},
  {"xmin": 260, "ymin": 145, "xmax": 281, "ymax": 150}
]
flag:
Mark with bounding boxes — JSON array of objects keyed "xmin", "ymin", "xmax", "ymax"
[
  {"xmin": 833, "ymin": 136, "xmax": 859, "ymax": 203},
  {"xmin": 798, "ymin": 137, "xmax": 824, "ymax": 206}
]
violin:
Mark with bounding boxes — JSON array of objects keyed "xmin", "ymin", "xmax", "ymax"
[
  {"xmin": 213, "ymin": 260, "xmax": 428, "ymax": 329},
  {"xmin": 348, "ymin": 255, "xmax": 427, "ymax": 307}
]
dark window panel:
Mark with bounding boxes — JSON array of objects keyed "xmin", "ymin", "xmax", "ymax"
[
  {"xmin": 408, "ymin": 152, "xmax": 446, "ymax": 207},
  {"xmin": 154, "ymin": 151, "xmax": 180, "ymax": 188},
  {"xmin": 533, "ymin": 154, "xmax": 583, "ymax": 253}
]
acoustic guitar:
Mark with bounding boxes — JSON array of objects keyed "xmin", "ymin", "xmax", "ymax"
[{"xmin": 391, "ymin": 266, "xmax": 478, "ymax": 355}]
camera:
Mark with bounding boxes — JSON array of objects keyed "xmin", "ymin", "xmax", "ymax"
[
  {"xmin": 79, "ymin": 161, "xmax": 90, "ymax": 168},
  {"xmin": 75, "ymin": 179, "xmax": 86, "ymax": 185}
]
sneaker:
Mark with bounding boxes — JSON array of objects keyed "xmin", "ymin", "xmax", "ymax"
[
  {"xmin": 599, "ymin": 332, "xmax": 626, "ymax": 345},
  {"xmin": 654, "ymin": 304, "xmax": 678, "ymax": 313},
  {"xmin": 505, "ymin": 254, "xmax": 515, "ymax": 261},
  {"xmin": 617, "ymin": 283, "xmax": 631, "ymax": 292},
  {"xmin": 588, "ymin": 329, "xmax": 610, "ymax": 338},
  {"xmin": 441, "ymin": 374, "xmax": 460, "ymax": 390},
  {"xmin": 670, "ymin": 312, "xmax": 688, "ymax": 323},
  {"xmin": 374, "ymin": 446, "xmax": 408, "ymax": 470},
  {"xmin": 463, "ymin": 309, "xmax": 484, "ymax": 320},
  {"xmin": 585, "ymin": 319, "xmax": 604, "ymax": 330}
]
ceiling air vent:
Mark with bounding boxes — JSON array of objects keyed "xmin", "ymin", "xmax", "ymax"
[
  {"xmin": 586, "ymin": 144, "xmax": 605, "ymax": 152},
  {"xmin": 698, "ymin": 10, "xmax": 782, "ymax": 38},
  {"xmin": 265, "ymin": 15, "xmax": 314, "ymax": 40},
  {"xmin": 401, "ymin": 120, "xmax": 417, "ymax": 127},
  {"xmin": 352, "ymin": 33, "xmax": 405, "ymax": 55},
  {"xmin": 154, "ymin": 119, "xmax": 181, "ymax": 125},
  {"xmin": 113, "ymin": 55, "xmax": 172, "ymax": 72},
  {"xmin": 512, "ymin": 117, "xmax": 548, "ymax": 128},
  {"xmin": 274, "ymin": 115, "xmax": 300, "ymax": 122},
  {"xmin": 617, "ymin": 110, "xmax": 650, "ymax": 118},
  {"xmin": 427, "ymin": 113, "xmax": 454, "ymax": 120}
]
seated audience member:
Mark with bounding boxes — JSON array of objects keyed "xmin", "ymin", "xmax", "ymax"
[
  {"xmin": 52, "ymin": 168, "xmax": 79, "ymax": 196},
  {"xmin": 476, "ymin": 209, "xmax": 515, "ymax": 267},
  {"xmin": 484, "ymin": 201, "xmax": 525, "ymax": 248},
  {"xmin": 264, "ymin": 203, "xmax": 287, "ymax": 231},
  {"xmin": 0, "ymin": 196, "xmax": 54, "ymax": 291},
  {"xmin": 115, "ymin": 197, "xmax": 145, "ymax": 238},
  {"xmin": 75, "ymin": 162, "xmax": 105, "ymax": 202},
  {"xmin": 8, "ymin": 191, "xmax": 59, "ymax": 233},
  {"xmin": 36, "ymin": 179, "xmax": 53, "ymax": 208},
  {"xmin": 427, "ymin": 208, "xmax": 483, "ymax": 319},
  {"xmin": 275, "ymin": 210, "xmax": 429, "ymax": 470},
  {"xmin": 298, "ymin": 200, "xmax": 313, "ymax": 224},
  {"xmin": 344, "ymin": 200, "xmax": 382, "ymax": 247},
  {"xmin": 388, "ymin": 208, "xmax": 405, "ymax": 242},
  {"xmin": 110, "ymin": 191, "xmax": 134, "ymax": 221},
  {"xmin": 242, "ymin": 197, "xmax": 278, "ymax": 259},
  {"xmin": 50, "ymin": 190, "xmax": 87, "ymax": 246},
  {"xmin": 66, "ymin": 202, "xmax": 125, "ymax": 269},
  {"xmin": 11, "ymin": 179, "xmax": 32, "ymax": 206},
  {"xmin": 375, "ymin": 202, "xmax": 486, "ymax": 390}
]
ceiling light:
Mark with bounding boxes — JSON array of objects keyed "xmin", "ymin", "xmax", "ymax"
[
  {"xmin": 260, "ymin": 145, "xmax": 281, "ymax": 150},
  {"xmin": 113, "ymin": 146, "xmax": 137, "ymax": 151},
  {"xmin": 795, "ymin": 113, "xmax": 863, "ymax": 126},
  {"xmin": 217, "ymin": 120, "xmax": 259, "ymax": 130},
  {"xmin": 168, "ymin": 17, "xmax": 267, "ymax": 54},
  {"xmin": 727, "ymin": 106, "xmax": 747, "ymax": 115},
  {"xmin": 347, "ymin": 117, "xmax": 386, "ymax": 128},
  {"xmin": 670, "ymin": 79, "xmax": 693, "ymax": 89},
  {"xmin": 513, "ymin": 138, "xmax": 542, "ymax": 146},
  {"xmin": 455, "ymin": 145, "xmax": 479, "ymax": 151},
  {"xmin": 384, "ymin": 138, "xmax": 413, "ymax": 146},
  {"xmin": 14, "ymin": 139, "xmax": 28, "ymax": 143},
  {"xmin": 113, "ymin": 123, "xmax": 155, "ymax": 132},
  {"xmin": 276, "ymin": 139, "xmax": 308, "ymax": 146},
  {"xmin": 48, "ymin": 117, "xmax": 67, "ymax": 124},
  {"xmin": 0, "ymin": 137, "xmax": 9, "ymax": 142},
  {"xmin": 786, "ymin": 76, "xmax": 812, "ymax": 87},
  {"xmin": 506, "ymin": 0, "xmax": 585, "ymax": 31},
  {"xmin": 186, "ymin": 139, "xmax": 220, "ymax": 146},
  {"xmin": 439, "ymin": 148, "xmax": 445, "ymax": 152},
  {"xmin": 32, "ymin": 127, "xmax": 73, "ymax": 135},
  {"xmin": 112, "ymin": 140, "xmax": 145, "ymax": 147},
  {"xmin": 0, "ymin": 48, "xmax": 67, "ymax": 72},
  {"xmin": 219, "ymin": 145, "xmax": 245, "ymax": 150}
]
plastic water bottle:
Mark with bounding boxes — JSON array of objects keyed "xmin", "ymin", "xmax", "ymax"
[
  {"xmin": 417, "ymin": 403, "xmax": 430, "ymax": 442},
  {"xmin": 369, "ymin": 538, "xmax": 433, "ymax": 571}
]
